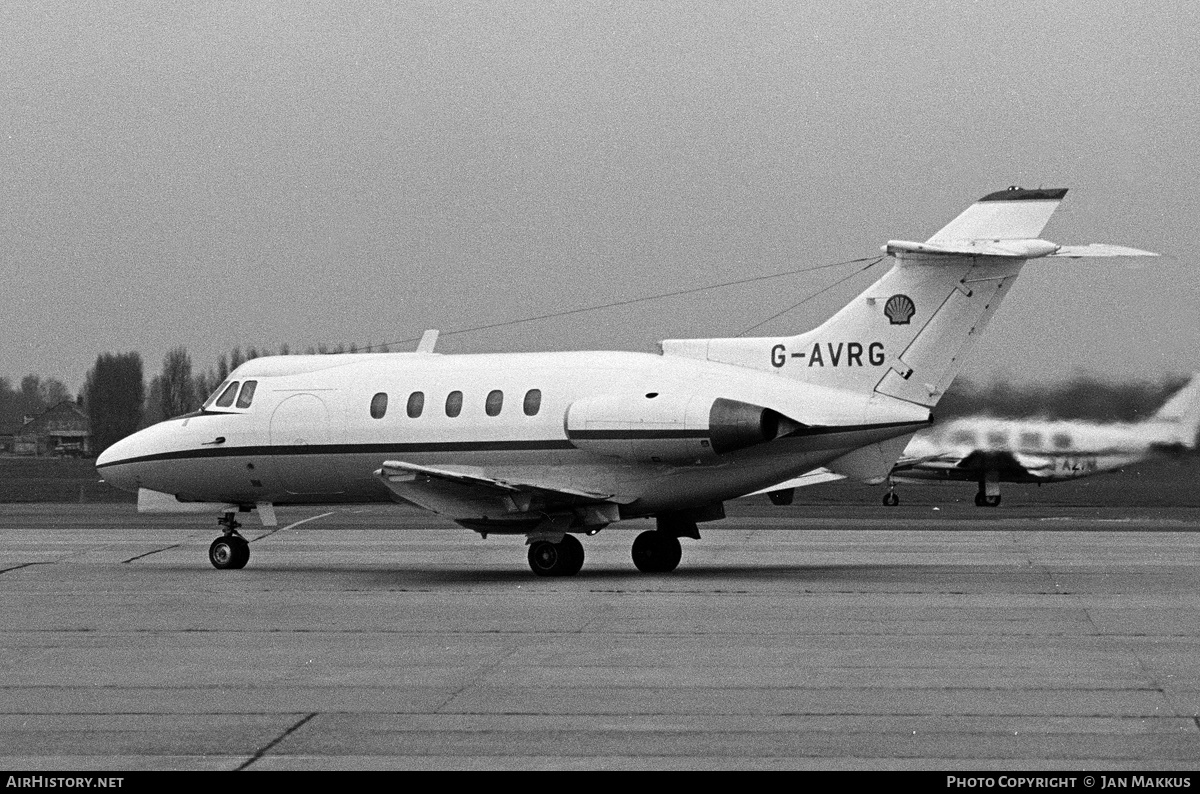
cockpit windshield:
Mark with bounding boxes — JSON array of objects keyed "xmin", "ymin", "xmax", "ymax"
[
  {"xmin": 236, "ymin": 381, "xmax": 257, "ymax": 408},
  {"xmin": 202, "ymin": 380, "xmax": 258, "ymax": 411},
  {"xmin": 214, "ymin": 381, "xmax": 240, "ymax": 408}
]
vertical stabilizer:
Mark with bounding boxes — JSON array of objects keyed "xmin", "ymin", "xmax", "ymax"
[
  {"xmin": 663, "ymin": 187, "xmax": 1069, "ymax": 411},
  {"xmin": 1153, "ymin": 374, "xmax": 1200, "ymax": 449}
]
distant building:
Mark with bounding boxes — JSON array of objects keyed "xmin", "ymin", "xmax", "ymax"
[{"xmin": 0, "ymin": 401, "xmax": 92, "ymax": 457}]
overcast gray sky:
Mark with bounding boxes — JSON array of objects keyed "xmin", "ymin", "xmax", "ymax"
[{"xmin": 4, "ymin": 0, "xmax": 1198, "ymax": 395}]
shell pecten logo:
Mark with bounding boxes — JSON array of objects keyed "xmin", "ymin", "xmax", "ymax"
[{"xmin": 884, "ymin": 294, "xmax": 915, "ymax": 325}]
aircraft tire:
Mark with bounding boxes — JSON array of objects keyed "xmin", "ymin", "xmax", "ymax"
[
  {"xmin": 631, "ymin": 530, "xmax": 682, "ymax": 573},
  {"xmin": 210, "ymin": 536, "xmax": 250, "ymax": 570},
  {"xmin": 974, "ymin": 492, "xmax": 1001, "ymax": 508},
  {"xmin": 528, "ymin": 535, "xmax": 584, "ymax": 577},
  {"xmin": 558, "ymin": 534, "xmax": 584, "ymax": 576},
  {"xmin": 883, "ymin": 492, "xmax": 899, "ymax": 507}
]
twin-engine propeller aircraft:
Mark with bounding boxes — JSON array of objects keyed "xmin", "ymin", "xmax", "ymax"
[
  {"xmin": 96, "ymin": 186, "xmax": 1157, "ymax": 576},
  {"xmin": 874, "ymin": 374, "xmax": 1200, "ymax": 506}
]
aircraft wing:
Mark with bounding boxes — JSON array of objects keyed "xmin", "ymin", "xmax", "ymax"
[
  {"xmin": 743, "ymin": 468, "xmax": 846, "ymax": 497},
  {"xmin": 374, "ymin": 460, "xmax": 632, "ymax": 521},
  {"xmin": 891, "ymin": 450, "xmax": 1056, "ymax": 480}
]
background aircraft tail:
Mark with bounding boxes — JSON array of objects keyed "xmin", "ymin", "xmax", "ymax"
[{"xmin": 1152, "ymin": 374, "xmax": 1200, "ymax": 449}]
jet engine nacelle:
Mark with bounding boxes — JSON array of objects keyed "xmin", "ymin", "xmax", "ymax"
[{"xmin": 565, "ymin": 393, "xmax": 799, "ymax": 463}]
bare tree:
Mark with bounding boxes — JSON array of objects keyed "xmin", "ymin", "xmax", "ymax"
[
  {"xmin": 39, "ymin": 377, "xmax": 70, "ymax": 407},
  {"xmin": 160, "ymin": 346, "xmax": 197, "ymax": 419},
  {"xmin": 84, "ymin": 352, "xmax": 145, "ymax": 455}
]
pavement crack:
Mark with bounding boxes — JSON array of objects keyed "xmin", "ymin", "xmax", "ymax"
[
  {"xmin": 121, "ymin": 544, "xmax": 182, "ymax": 563},
  {"xmin": 236, "ymin": 711, "xmax": 317, "ymax": 770},
  {"xmin": 0, "ymin": 562, "xmax": 47, "ymax": 575}
]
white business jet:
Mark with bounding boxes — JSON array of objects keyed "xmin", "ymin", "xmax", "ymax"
[{"xmin": 95, "ymin": 187, "xmax": 1156, "ymax": 575}]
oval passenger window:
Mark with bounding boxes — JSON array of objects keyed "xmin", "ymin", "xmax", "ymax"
[
  {"xmin": 407, "ymin": 391, "xmax": 425, "ymax": 418},
  {"xmin": 486, "ymin": 390, "xmax": 503, "ymax": 417},
  {"xmin": 523, "ymin": 389, "xmax": 541, "ymax": 416},
  {"xmin": 370, "ymin": 392, "xmax": 388, "ymax": 419}
]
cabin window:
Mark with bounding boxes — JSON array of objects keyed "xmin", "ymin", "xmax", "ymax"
[
  {"xmin": 986, "ymin": 431, "xmax": 1007, "ymax": 447},
  {"xmin": 1052, "ymin": 432, "xmax": 1072, "ymax": 449},
  {"xmin": 950, "ymin": 431, "xmax": 976, "ymax": 446},
  {"xmin": 236, "ymin": 381, "xmax": 257, "ymax": 409},
  {"xmin": 407, "ymin": 391, "xmax": 425, "ymax": 418},
  {"xmin": 523, "ymin": 389, "xmax": 541, "ymax": 416},
  {"xmin": 370, "ymin": 392, "xmax": 388, "ymax": 419},
  {"xmin": 445, "ymin": 390, "xmax": 462, "ymax": 417},
  {"xmin": 1019, "ymin": 431, "xmax": 1041, "ymax": 448},
  {"xmin": 215, "ymin": 381, "xmax": 240, "ymax": 408},
  {"xmin": 486, "ymin": 390, "xmax": 503, "ymax": 417}
]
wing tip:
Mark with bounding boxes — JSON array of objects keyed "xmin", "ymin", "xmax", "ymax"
[{"xmin": 979, "ymin": 186, "xmax": 1069, "ymax": 202}]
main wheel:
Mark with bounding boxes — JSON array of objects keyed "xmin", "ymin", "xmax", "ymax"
[
  {"xmin": 974, "ymin": 492, "xmax": 1001, "ymax": 507},
  {"xmin": 528, "ymin": 535, "xmax": 584, "ymax": 577},
  {"xmin": 209, "ymin": 536, "xmax": 250, "ymax": 570},
  {"xmin": 883, "ymin": 491, "xmax": 900, "ymax": 506},
  {"xmin": 631, "ymin": 530, "xmax": 682, "ymax": 573}
]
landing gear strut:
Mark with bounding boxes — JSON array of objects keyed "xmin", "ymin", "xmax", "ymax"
[
  {"xmin": 209, "ymin": 512, "xmax": 250, "ymax": 570},
  {"xmin": 528, "ymin": 534, "xmax": 584, "ymax": 577},
  {"xmin": 975, "ymin": 477, "xmax": 1001, "ymax": 507}
]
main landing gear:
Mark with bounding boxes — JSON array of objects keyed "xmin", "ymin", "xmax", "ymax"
[
  {"xmin": 631, "ymin": 530, "xmax": 682, "ymax": 573},
  {"xmin": 631, "ymin": 515, "xmax": 697, "ymax": 573},
  {"xmin": 524, "ymin": 514, "xmax": 699, "ymax": 576},
  {"xmin": 209, "ymin": 511, "xmax": 250, "ymax": 570},
  {"xmin": 882, "ymin": 488, "xmax": 900, "ymax": 507},
  {"xmin": 528, "ymin": 534, "xmax": 584, "ymax": 577},
  {"xmin": 975, "ymin": 474, "xmax": 1002, "ymax": 507},
  {"xmin": 974, "ymin": 490, "xmax": 1001, "ymax": 507}
]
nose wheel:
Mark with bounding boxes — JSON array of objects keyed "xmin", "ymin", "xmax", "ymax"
[
  {"xmin": 209, "ymin": 535, "xmax": 250, "ymax": 569},
  {"xmin": 210, "ymin": 511, "xmax": 250, "ymax": 570}
]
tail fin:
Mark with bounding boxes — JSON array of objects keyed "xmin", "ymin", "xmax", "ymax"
[
  {"xmin": 1153, "ymin": 375, "xmax": 1200, "ymax": 449},
  {"xmin": 927, "ymin": 186, "xmax": 1068, "ymax": 242},
  {"xmin": 663, "ymin": 187, "xmax": 1071, "ymax": 408}
]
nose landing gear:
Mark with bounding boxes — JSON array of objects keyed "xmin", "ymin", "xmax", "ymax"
[{"xmin": 209, "ymin": 512, "xmax": 250, "ymax": 570}]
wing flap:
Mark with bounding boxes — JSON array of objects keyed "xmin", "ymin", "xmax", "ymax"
[
  {"xmin": 375, "ymin": 460, "xmax": 632, "ymax": 520},
  {"xmin": 743, "ymin": 468, "xmax": 846, "ymax": 497}
]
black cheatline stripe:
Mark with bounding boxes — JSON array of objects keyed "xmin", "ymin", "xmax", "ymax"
[
  {"xmin": 96, "ymin": 439, "xmax": 577, "ymax": 469},
  {"xmin": 97, "ymin": 420, "xmax": 930, "ymax": 469},
  {"xmin": 569, "ymin": 429, "xmax": 710, "ymax": 441}
]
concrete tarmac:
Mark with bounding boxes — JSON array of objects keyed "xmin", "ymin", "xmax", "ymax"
[{"xmin": 2, "ymin": 499, "xmax": 1200, "ymax": 771}]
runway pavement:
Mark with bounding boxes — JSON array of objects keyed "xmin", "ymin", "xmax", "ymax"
[{"xmin": 2, "ymin": 500, "xmax": 1200, "ymax": 771}]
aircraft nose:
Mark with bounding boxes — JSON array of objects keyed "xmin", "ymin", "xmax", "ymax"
[{"xmin": 95, "ymin": 431, "xmax": 145, "ymax": 492}]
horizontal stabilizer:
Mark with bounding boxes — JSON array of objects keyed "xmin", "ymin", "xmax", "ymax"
[
  {"xmin": 885, "ymin": 240, "xmax": 1159, "ymax": 259},
  {"xmin": 1046, "ymin": 244, "xmax": 1159, "ymax": 258},
  {"xmin": 884, "ymin": 239, "xmax": 1060, "ymax": 258}
]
